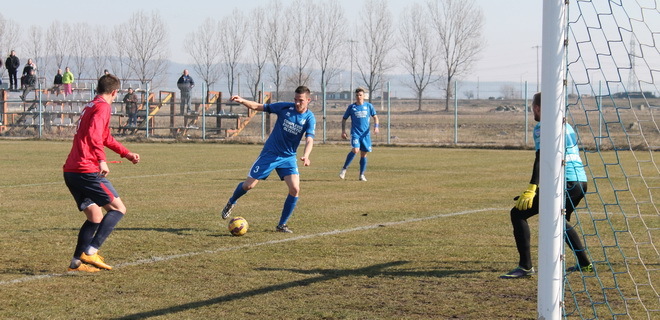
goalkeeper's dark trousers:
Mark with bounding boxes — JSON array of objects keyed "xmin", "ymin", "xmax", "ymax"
[{"xmin": 510, "ymin": 181, "xmax": 590, "ymax": 270}]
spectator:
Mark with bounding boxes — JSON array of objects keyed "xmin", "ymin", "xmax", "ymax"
[
  {"xmin": 5, "ymin": 50, "xmax": 20, "ymax": 91},
  {"xmin": 103, "ymin": 69, "xmax": 110, "ymax": 76},
  {"xmin": 62, "ymin": 67, "xmax": 74, "ymax": 97},
  {"xmin": 53, "ymin": 69, "xmax": 63, "ymax": 96},
  {"xmin": 22, "ymin": 58, "xmax": 37, "ymax": 76},
  {"xmin": 176, "ymin": 69, "xmax": 194, "ymax": 114},
  {"xmin": 20, "ymin": 69, "xmax": 36, "ymax": 101},
  {"xmin": 20, "ymin": 58, "xmax": 37, "ymax": 90},
  {"xmin": 123, "ymin": 88, "xmax": 139, "ymax": 127}
]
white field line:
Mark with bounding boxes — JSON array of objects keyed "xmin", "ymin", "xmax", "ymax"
[{"xmin": 0, "ymin": 207, "xmax": 504, "ymax": 286}]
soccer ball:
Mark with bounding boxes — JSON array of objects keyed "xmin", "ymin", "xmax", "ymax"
[{"xmin": 228, "ymin": 217, "xmax": 249, "ymax": 236}]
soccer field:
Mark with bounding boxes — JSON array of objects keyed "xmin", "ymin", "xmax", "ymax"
[{"xmin": 1, "ymin": 140, "xmax": 545, "ymax": 319}]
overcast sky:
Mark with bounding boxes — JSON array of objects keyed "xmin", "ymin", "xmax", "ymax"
[{"xmin": 1, "ymin": 0, "xmax": 543, "ymax": 84}]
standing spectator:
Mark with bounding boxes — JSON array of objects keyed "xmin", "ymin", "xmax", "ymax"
[
  {"xmin": 103, "ymin": 69, "xmax": 110, "ymax": 76},
  {"xmin": 19, "ymin": 69, "xmax": 36, "ymax": 101},
  {"xmin": 220, "ymin": 86, "xmax": 316, "ymax": 233},
  {"xmin": 499, "ymin": 92, "xmax": 592, "ymax": 279},
  {"xmin": 339, "ymin": 88, "xmax": 380, "ymax": 181},
  {"xmin": 62, "ymin": 67, "xmax": 74, "ymax": 97},
  {"xmin": 176, "ymin": 69, "xmax": 194, "ymax": 114},
  {"xmin": 63, "ymin": 73, "xmax": 141, "ymax": 272},
  {"xmin": 123, "ymin": 88, "xmax": 139, "ymax": 127},
  {"xmin": 5, "ymin": 50, "xmax": 20, "ymax": 91},
  {"xmin": 53, "ymin": 69, "xmax": 63, "ymax": 96}
]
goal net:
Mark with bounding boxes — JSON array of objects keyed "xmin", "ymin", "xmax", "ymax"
[{"xmin": 562, "ymin": 0, "xmax": 659, "ymax": 318}]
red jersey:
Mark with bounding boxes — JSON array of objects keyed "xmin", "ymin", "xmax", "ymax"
[{"xmin": 63, "ymin": 95, "xmax": 129, "ymax": 173}]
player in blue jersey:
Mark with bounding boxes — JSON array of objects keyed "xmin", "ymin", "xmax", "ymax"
[
  {"xmin": 220, "ymin": 86, "xmax": 316, "ymax": 233},
  {"xmin": 500, "ymin": 92, "xmax": 592, "ymax": 279},
  {"xmin": 339, "ymin": 88, "xmax": 379, "ymax": 181}
]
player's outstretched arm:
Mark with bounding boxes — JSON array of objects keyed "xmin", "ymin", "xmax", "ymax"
[{"xmin": 230, "ymin": 95, "xmax": 264, "ymax": 112}]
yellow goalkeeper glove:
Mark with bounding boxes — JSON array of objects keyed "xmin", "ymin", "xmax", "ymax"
[{"xmin": 515, "ymin": 184, "xmax": 537, "ymax": 210}]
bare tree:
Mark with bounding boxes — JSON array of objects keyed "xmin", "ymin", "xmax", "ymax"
[
  {"xmin": 266, "ymin": 0, "xmax": 291, "ymax": 102},
  {"xmin": 70, "ymin": 22, "xmax": 93, "ymax": 79},
  {"xmin": 186, "ymin": 18, "xmax": 223, "ymax": 94},
  {"xmin": 25, "ymin": 26, "xmax": 48, "ymax": 77},
  {"xmin": 110, "ymin": 25, "xmax": 134, "ymax": 83},
  {"xmin": 219, "ymin": 9, "xmax": 247, "ymax": 97},
  {"xmin": 47, "ymin": 21, "xmax": 71, "ymax": 70},
  {"xmin": 313, "ymin": 0, "xmax": 346, "ymax": 92},
  {"xmin": 90, "ymin": 26, "xmax": 110, "ymax": 77},
  {"xmin": 399, "ymin": 4, "xmax": 440, "ymax": 111},
  {"xmin": 245, "ymin": 6, "xmax": 269, "ymax": 99},
  {"xmin": 355, "ymin": 0, "xmax": 394, "ymax": 103},
  {"xmin": 288, "ymin": 0, "xmax": 316, "ymax": 88},
  {"xmin": 427, "ymin": 0, "xmax": 485, "ymax": 111},
  {"xmin": 121, "ymin": 11, "xmax": 169, "ymax": 86},
  {"xmin": 0, "ymin": 15, "xmax": 22, "ymax": 56},
  {"xmin": 500, "ymin": 84, "xmax": 517, "ymax": 100}
]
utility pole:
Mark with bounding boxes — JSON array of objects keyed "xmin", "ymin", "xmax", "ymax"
[
  {"xmin": 348, "ymin": 39, "xmax": 357, "ymax": 98},
  {"xmin": 532, "ymin": 45, "xmax": 541, "ymax": 92}
]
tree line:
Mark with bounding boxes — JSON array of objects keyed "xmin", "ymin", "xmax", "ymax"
[{"xmin": 0, "ymin": 0, "xmax": 484, "ymax": 111}]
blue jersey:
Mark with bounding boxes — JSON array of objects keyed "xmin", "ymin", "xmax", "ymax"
[
  {"xmin": 534, "ymin": 123, "xmax": 587, "ymax": 182},
  {"xmin": 343, "ymin": 102, "xmax": 376, "ymax": 137},
  {"xmin": 262, "ymin": 102, "xmax": 316, "ymax": 157}
]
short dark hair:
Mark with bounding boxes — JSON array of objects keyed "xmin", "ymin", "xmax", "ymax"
[
  {"xmin": 532, "ymin": 92, "xmax": 541, "ymax": 107},
  {"xmin": 97, "ymin": 74, "xmax": 120, "ymax": 95},
  {"xmin": 355, "ymin": 87, "xmax": 365, "ymax": 94},
  {"xmin": 295, "ymin": 86, "xmax": 311, "ymax": 95}
]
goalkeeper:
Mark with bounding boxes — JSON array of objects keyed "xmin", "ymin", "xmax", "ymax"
[{"xmin": 500, "ymin": 92, "xmax": 592, "ymax": 279}]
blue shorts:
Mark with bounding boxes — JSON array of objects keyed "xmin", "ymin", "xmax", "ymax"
[
  {"xmin": 63, "ymin": 172, "xmax": 119, "ymax": 211},
  {"xmin": 248, "ymin": 151, "xmax": 299, "ymax": 180},
  {"xmin": 351, "ymin": 133, "xmax": 372, "ymax": 152}
]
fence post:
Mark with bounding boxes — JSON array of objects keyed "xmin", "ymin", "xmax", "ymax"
[
  {"xmin": 387, "ymin": 81, "xmax": 391, "ymax": 145},
  {"xmin": 202, "ymin": 83, "xmax": 207, "ymax": 141},
  {"xmin": 454, "ymin": 81, "xmax": 458, "ymax": 144},
  {"xmin": 38, "ymin": 82, "xmax": 43, "ymax": 139},
  {"xmin": 525, "ymin": 81, "xmax": 529, "ymax": 145},
  {"xmin": 145, "ymin": 82, "xmax": 150, "ymax": 139},
  {"xmin": 261, "ymin": 83, "xmax": 265, "ymax": 142}
]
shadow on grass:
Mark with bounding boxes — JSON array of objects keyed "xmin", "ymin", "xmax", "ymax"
[
  {"xmin": 114, "ymin": 260, "xmax": 462, "ymax": 320},
  {"xmin": 18, "ymin": 227, "xmax": 200, "ymax": 236},
  {"xmin": 115, "ymin": 227, "xmax": 198, "ymax": 236}
]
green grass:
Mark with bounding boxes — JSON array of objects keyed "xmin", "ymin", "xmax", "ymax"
[{"xmin": 0, "ymin": 140, "xmax": 597, "ymax": 319}]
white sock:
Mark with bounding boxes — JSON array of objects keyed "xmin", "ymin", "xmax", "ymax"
[{"xmin": 85, "ymin": 246, "xmax": 98, "ymax": 255}]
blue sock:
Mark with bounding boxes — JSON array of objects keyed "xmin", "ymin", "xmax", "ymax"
[
  {"xmin": 278, "ymin": 195, "xmax": 298, "ymax": 226},
  {"xmin": 74, "ymin": 220, "xmax": 99, "ymax": 259},
  {"xmin": 359, "ymin": 157, "xmax": 367, "ymax": 175},
  {"xmin": 343, "ymin": 152, "xmax": 356, "ymax": 169},
  {"xmin": 89, "ymin": 210, "xmax": 124, "ymax": 251},
  {"xmin": 230, "ymin": 182, "xmax": 248, "ymax": 204}
]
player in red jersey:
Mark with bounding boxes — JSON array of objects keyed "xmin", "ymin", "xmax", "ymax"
[{"xmin": 63, "ymin": 73, "xmax": 140, "ymax": 272}]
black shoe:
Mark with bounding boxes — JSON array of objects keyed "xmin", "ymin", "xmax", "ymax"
[
  {"xmin": 276, "ymin": 224, "xmax": 293, "ymax": 233},
  {"xmin": 221, "ymin": 202, "xmax": 235, "ymax": 219}
]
